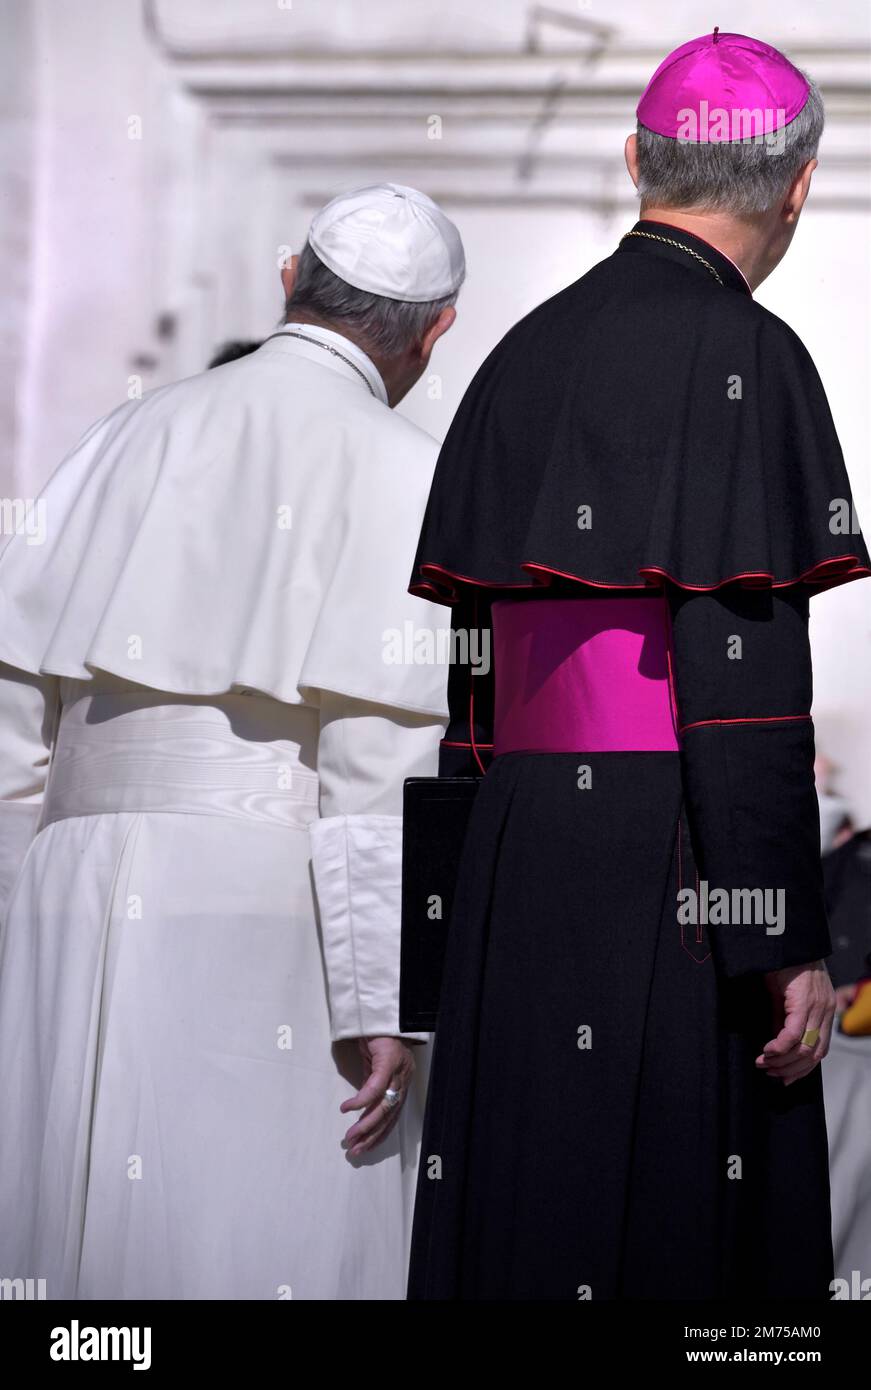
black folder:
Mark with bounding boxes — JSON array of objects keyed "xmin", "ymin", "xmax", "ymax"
[{"xmin": 399, "ymin": 776, "xmax": 480, "ymax": 1032}]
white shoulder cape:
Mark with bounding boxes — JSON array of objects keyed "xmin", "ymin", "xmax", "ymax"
[{"xmin": 0, "ymin": 346, "xmax": 449, "ymax": 718}]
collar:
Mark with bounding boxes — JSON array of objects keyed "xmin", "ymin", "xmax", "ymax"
[
  {"xmin": 262, "ymin": 322, "xmax": 389, "ymax": 404},
  {"xmin": 617, "ymin": 219, "xmax": 753, "ymax": 298}
]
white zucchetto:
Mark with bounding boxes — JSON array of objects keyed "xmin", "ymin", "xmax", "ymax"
[{"xmin": 307, "ymin": 183, "xmax": 465, "ymax": 303}]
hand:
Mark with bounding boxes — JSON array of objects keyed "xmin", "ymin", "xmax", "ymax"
[
  {"xmin": 340, "ymin": 1036, "xmax": 416, "ymax": 1157},
  {"xmin": 757, "ymin": 961, "xmax": 835, "ymax": 1085}
]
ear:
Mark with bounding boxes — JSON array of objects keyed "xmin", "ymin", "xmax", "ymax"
[
  {"xmin": 419, "ymin": 305, "xmax": 456, "ymax": 362},
  {"xmin": 280, "ymin": 253, "xmax": 300, "ymax": 303},
  {"xmin": 783, "ymin": 158, "xmax": 817, "ymax": 223},
  {"xmin": 624, "ymin": 133, "xmax": 640, "ymax": 189}
]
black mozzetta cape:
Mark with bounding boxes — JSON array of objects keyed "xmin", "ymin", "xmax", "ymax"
[{"xmin": 411, "ymin": 219, "xmax": 869, "ymax": 602}]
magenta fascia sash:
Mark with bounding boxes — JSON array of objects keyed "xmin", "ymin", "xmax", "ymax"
[{"xmin": 491, "ymin": 596, "xmax": 681, "ymax": 755}]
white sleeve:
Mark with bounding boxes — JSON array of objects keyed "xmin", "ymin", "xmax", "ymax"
[
  {"xmin": 308, "ymin": 691, "xmax": 446, "ymax": 1043},
  {"xmin": 0, "ymin": 662, "xmax": 58, "ymax": 919}
]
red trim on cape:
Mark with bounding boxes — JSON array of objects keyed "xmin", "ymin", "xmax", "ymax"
[
  {"xmin": 680, "ymin": 714, "xmax": 812, "ymax": 734},
  {"xmin": 410, "ymin": 555, "xmax": 871, "ymax": 604}
]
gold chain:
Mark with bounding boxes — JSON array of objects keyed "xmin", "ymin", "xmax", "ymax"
[{"xmin": 619, "ymin": 230, "xmax": 724, "ymax": 286}]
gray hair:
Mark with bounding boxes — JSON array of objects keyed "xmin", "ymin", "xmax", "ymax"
[
  {"xmin": 635, "ymin": 73, "xmax": 824, "ymax": 215},
  {"xmin": 284, "ymin": 241, "xmax": 461, "ymax": 357}
]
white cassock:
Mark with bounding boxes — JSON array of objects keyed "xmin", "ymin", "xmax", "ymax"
[{"xmin": 0, "ymin": 324, "xmax": 450, "ymax": 1300}]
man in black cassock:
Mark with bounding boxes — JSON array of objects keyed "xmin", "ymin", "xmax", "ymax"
[{"xmin": 404, "ymin": 31, "xmax": 870, "ymax": 1300}]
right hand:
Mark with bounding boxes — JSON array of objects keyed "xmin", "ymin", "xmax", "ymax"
[
  {"xmin": 339, "ymin": 1036, "xmax": 416, "ymax": 1157},
  {"xmin": 756, "ymin": 960, "xmax": 835, "ymax": 1086}
]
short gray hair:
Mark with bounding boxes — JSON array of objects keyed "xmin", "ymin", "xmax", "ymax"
[
  {"xmin": 284, "ymin": 242, "xmax": 461, "ymax": 357},
  {"xmin": 635, "ymin": 73, "xmax": 824, "ymax": 215}
]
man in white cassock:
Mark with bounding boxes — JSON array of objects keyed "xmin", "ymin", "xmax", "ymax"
[{"xmin": 0, "ymin": 184, "xmax": 463, "ymax": 1300}]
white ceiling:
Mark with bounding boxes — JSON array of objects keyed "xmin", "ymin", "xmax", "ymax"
[{"xmin": 150, "ymin": 0, "xmax": 871, "ymax": 54}]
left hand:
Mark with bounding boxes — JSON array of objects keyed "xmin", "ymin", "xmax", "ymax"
[
  {"xmin": 757, "ymin": 961, "xmax": 835, "ymax": 1086},
  {"xmin": 340, "ymin": 1036, "xmax": 416, "ymax": 1157}
]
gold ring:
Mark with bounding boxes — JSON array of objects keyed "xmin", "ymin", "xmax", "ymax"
[{"xmin": 801, "ymin": 1028, "xmax": 820, "ymax": 1048}]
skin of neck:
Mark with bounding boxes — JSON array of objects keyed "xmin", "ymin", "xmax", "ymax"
[
  {"xmin": 279, "ymin": 258, "xmax": 455, "ymax": 407},
  {"xmin": 623, "ymin": 133, "xmax": 817, "ymax": 291}
]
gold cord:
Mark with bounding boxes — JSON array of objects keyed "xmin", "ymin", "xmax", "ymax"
[{"xmin": 619, "ymin": 230, "xmax": 724, "ymax": 287}]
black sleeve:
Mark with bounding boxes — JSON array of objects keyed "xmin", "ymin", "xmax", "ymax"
[
  {"xmin": 666, "ymin": 583, "xmax": 831, "ymax": 978},
  {"xmin": 437, "ymin": 595, "xmax": 495, "ymax": 778}
]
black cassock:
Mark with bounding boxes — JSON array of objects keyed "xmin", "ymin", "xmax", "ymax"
[{"xmin": 405, "ymin": 221, "xmax": 870, "ymax": 1301}]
